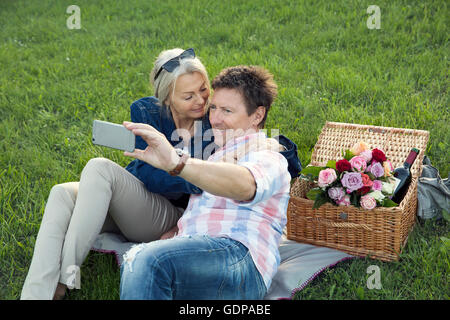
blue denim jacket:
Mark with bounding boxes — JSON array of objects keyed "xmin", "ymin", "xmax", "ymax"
[{"xmin": 125, "ymin": 96, "xmax": 302, "ymax": 206}]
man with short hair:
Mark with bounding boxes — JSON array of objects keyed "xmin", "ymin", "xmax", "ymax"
[{"xmin": 120, "ymin": 66, "xmax": 293, "ymax": 299}]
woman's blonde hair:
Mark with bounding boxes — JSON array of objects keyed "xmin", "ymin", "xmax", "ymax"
[{"xmin": 150, "ymin": 48, "xmax": 210, "ymax": 107}]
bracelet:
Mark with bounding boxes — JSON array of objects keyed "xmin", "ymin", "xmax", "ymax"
[{"xmin": 169, "ymin": 153, "xmax": 189, "ymax": 176}]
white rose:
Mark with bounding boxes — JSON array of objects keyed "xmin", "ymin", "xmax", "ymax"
[
  {"xmin": 382, "ymin": 181, "xmax": 395, "ymax": 195},
  {"xmin": 368, "ymin": 190, "xmax": 385, "ymax": 201}
]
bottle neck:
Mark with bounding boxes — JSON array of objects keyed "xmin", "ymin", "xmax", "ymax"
[{"xmin": 403, "ymin": 149, "xmax": 418, "ymax": 169}]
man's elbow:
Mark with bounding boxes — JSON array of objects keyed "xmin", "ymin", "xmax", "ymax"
[{"xmin": 237, "ymin": 171, "xmax": 256, "ymax": 202}]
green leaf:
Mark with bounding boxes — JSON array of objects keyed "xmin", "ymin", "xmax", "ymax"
[
  {"xmin": 382, "ymin": 199, "xmax": 398, "ymax": 207},
  {"xmin": 367, "ymin": 172, "xmax": 376, "ymax": 180},
  {"xmin": 350, "ymin": 192, "xmax": 360, "ymax": 207},
  {"xmin": 326, "ymin": 160, "xmax": 337, "ymax": 169},
  {"xmin": 300, "ymin": 166, "xmax": 324, "ymax": 179},
  {"xmin": 344, "ymin": 149, "xmax": 355, "ymax": 161},
  {"xmin": 306, "ymin": 188, "xmax": 323, "ymax": 201},
  {"xmin": 312, "ymin": 192, "xmax": 328, "ymax": 209}
]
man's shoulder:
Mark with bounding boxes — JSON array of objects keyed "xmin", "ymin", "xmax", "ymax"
[
  {"xmin": 241, "ymin": 149, "xmax": 289, "ymax": 176},
  {"xmin": 250, "ymin": 148, "xmax": 288, "ymax": 163}
]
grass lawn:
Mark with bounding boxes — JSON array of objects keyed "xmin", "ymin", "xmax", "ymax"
[{"xmin": 0, "ymin": 0, "xmax": 448, "ymax": 300}]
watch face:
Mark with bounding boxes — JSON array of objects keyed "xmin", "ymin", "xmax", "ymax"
[{"xmin": 175, "ymin": 148, "xmax": 189, "ymax": 157}]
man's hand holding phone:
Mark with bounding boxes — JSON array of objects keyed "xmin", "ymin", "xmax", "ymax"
[{"xmin": 122, "ymin": 121, "xmax": 180, "ymax": 173}]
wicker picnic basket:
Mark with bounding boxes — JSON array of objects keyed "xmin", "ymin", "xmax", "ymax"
[{"xmin": 286, "ymin": 122, "xmax": 430, "ymax": 261}]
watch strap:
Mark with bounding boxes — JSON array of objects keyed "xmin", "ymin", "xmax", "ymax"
[{"xmin": 169, "ymin": 153, "xmax": 189, "ymax": 176}]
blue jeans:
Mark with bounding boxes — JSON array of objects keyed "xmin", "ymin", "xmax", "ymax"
[{"xmin": 119, "ymin": 235, "xmax": 267, "ymax": 300}]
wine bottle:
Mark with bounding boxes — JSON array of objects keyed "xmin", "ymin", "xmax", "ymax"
[{"xmin": 391, "ymin": 148, "xmax": 419, "ymax": 204}]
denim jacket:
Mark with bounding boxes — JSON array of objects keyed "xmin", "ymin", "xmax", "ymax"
[{"xmin": 125, "ymin": 96, "xmax": 302, "ymax": 206}]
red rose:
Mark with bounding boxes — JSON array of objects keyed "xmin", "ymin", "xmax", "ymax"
[
  {"xmin": 360, "ymin": 173, "xmax": 373, "ymax": 187},
  {"xmin": 359, "ymin": 186, "xmax": 371, "ymax": 195},
  {"xmin": 372, "ymin": 148, "xmax": 387, "ymax": 162},
  {"xmin": 336, "ymin": 159, "xmax": 352, "ymax": 172}
]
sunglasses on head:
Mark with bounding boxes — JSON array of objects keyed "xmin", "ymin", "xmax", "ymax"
[{"xmin": 154, "ymin": 48, "xmax": 196, "ymax": 81}]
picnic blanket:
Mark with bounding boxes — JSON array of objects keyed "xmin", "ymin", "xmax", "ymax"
[{"xmin": 91, "ymin": 228, "xmax": 354, "ymax": 300}]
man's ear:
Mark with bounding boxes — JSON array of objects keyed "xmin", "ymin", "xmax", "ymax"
[{"xmin": 252, "ymin": 106, "xmax": 266, "ymax": 127}]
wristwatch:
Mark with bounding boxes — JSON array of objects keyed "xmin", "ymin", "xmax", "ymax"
[{"xmin": 169, "ymin": 148, "xmax": 190, "ymax": 176}]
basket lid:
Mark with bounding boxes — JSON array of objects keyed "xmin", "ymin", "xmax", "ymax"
[{"xmin": 310, "ymin": 122, "xmax": 430, "ymax": 178}]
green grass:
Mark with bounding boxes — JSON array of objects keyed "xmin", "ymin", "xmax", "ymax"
[
  {"xmin": 0, "ymin": 0, "xmax": 448, "ymax": 300},
  {"xmin": 294, "ymin": 219, "xmax": 449, "ymax": 300}
]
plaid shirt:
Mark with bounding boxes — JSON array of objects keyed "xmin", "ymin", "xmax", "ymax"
[{"xmin": 176, "ymin": 132, "xmax": 291, "ymax": 289}]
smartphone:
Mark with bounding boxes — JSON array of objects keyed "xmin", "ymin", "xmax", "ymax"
[{"xmin": 92, "ymin": 120, "xmax": 135, "ymax": 153}]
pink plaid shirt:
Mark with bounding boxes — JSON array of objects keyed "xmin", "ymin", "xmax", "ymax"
[{"xmin": 176, "ymin": 132, "xmax": 291, "ymax": 289}]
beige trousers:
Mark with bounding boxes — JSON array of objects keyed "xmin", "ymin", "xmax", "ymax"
[{"xmin": 20, "ymin": 157, "xmax": 184, "ymax": 300}]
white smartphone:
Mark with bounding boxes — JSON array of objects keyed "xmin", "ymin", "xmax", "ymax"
[{"xmin": 92, "ymin": 120, "xmax": 135, "ymax": 153}]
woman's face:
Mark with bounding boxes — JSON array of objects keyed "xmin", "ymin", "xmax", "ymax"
[{"xmin": 169, "ymin": 71, "xmax": 210, "ymax": 120}]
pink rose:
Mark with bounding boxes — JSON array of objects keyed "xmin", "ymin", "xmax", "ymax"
[
  {"xmin": 359, "ymin": 150, "xmax": 372, "ymax": 162},
  {"xmin": 336, "ymin": 195, "xmax": 351, "ymax": 206},
  {"xmin": 328, "ymin": 187, "xmax": 345, "ymax": 201},
  {"xmin": 372, "ymin": 180, "xmax": 383, "ymax": 191},
  {"xmin": 360, "ymin": 194, "xmax": 377, "ymax": 210},
  {"xmin": 350, "ymin": 156, "xmax": 367, "ymax": 172},
  {"xmin": 370, "ymin": 162, "xmax": 385, "ymax": 178},
  {"xmin": 318, "ymin": 168, "xmax": 337, "ymax": 188}
]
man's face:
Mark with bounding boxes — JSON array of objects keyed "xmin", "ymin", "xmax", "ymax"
[{"xmin": 209, "ymin": 88, "xmax": 261, "ymax": 147}]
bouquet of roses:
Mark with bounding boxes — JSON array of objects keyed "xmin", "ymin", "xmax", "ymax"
[{"xmin": 300, "ymin": 141, "xmax": 399, "ymax": 209}]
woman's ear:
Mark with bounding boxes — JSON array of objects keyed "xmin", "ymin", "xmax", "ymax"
[
  {"xmin": 252, "ymin": 106, "xmax": 266, "ymax": 128},
  {"xmin": 164, "ymin": 96, "xmax": 172, "ymax": 108}
]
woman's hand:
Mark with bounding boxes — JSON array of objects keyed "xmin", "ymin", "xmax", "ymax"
[{"xmin": 123, "ymin": 121, "xmax": 180, "ymax": 172}]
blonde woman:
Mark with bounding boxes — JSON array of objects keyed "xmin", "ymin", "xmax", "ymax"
[{"xmin": 21, "ymin": 48, "xmax": 213, "ymax": 300}]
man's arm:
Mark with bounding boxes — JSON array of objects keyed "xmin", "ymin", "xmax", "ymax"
[
  {"xmin": 179, "ymin": 158, "xmax": 256, "ymax": 201},
  {"xmin": 123, "ymin": 121, "xmax": 256, "ymax": 201}
]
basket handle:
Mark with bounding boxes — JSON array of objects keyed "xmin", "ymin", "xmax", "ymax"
[
  {"xmin": 297, "ymin": 215, "xmax": 374, "ymax": 231},
  {"xmin": 319, "ymin": 220, "xmax": 373, "ymax": 231}
]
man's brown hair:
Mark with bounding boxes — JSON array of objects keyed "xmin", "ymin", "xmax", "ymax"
[{"xmin": 211, "ymin": 65, "xmax": 278, "ymax": 128}]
